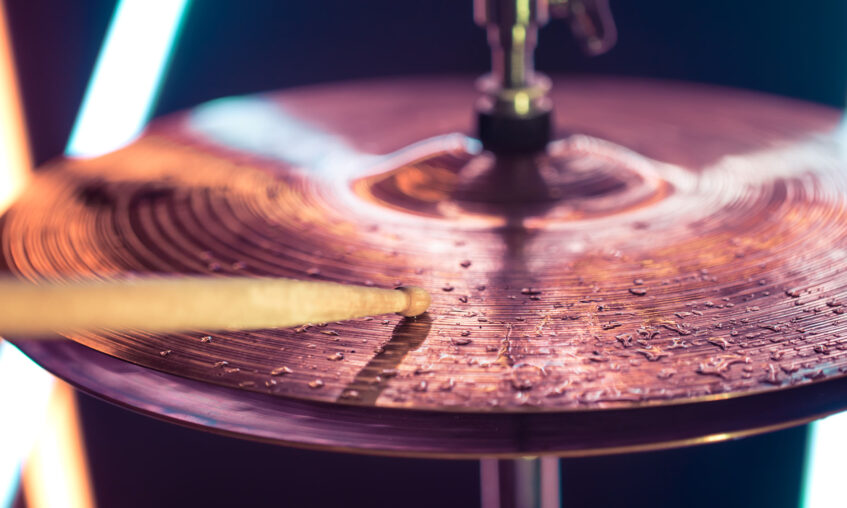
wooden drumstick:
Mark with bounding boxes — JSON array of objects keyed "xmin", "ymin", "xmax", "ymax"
[{"xmin": 0, "ymin": 276, "xmax": 431, "ymax": 336}]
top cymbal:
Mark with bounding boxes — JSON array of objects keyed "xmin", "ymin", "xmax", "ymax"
[{"xmin": 6, "ymin": 76, "xmax": 847, "ymax": 456}]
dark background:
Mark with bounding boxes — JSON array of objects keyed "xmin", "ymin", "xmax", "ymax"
[{"xmin": 5, "ymin": 0, "xmax": 845, "ymax": 506}]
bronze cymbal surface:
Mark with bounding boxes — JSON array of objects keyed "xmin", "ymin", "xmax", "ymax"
[{"xmin": 5, "ymin": 76, "xmax": 847, "ymax": 455}]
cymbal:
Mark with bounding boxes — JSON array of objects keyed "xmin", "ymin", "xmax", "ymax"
[{"xmin": 6, "ymin": 76, "xmax": 847, "ymax": 457}]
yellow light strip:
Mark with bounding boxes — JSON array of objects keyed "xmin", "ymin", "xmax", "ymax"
[
  {"xmin": 22, "ymin": 382, "xmax": 96, "ymax": 508},
  {"xmin": 0, "ymin": 0, "xmax": 30, "ymax": 212}
]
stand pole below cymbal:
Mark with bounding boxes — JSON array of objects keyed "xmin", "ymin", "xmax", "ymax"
[{"xmin": 480, "ymin": 457, "xmax": 561, "ymax": 508}]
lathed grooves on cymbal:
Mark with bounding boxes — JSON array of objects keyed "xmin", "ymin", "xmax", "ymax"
[{"xmin": 4, "ymin": 77, "xmax": 847, "ymax": 416}]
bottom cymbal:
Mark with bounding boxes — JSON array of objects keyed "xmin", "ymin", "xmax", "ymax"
[{"xmin": 14, "ymin": 338, "xmax": 847, "ymax": 458}]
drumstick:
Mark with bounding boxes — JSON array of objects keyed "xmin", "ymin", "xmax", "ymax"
[{"xmin": 0, "ymin": 276, "xmax": 431, "ymax": 336}]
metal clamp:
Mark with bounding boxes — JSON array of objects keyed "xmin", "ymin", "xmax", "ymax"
[{"xmin": 474, "ymin": 0, "xmax": 616, "ymax": 153}]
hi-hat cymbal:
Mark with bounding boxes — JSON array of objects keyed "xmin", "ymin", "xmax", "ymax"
[{"xmin": 6, "ymin": 76, "xmax": 847, "ymax": 457}]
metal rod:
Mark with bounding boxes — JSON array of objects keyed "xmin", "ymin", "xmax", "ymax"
[{"xmin": 480, "ymin": 457, "xmax": 561, "ymax": 508}]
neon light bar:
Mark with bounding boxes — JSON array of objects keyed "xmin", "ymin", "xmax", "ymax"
[
  {"xmin": 0, "ymin": 342, "xmax": 55, "ymax": 508},
  {"xmin": 802, "ymin": 411, "xmax": 847, "ymax": 508},
  {"xmin": 22, "ymin": 383, "xmax": 95, "ymax": 508},
  {"xmin": 66, "ymin": 0, "xmax": 191, "ymax": 157},
  {"xmin": 0, "ymin": 3, "xmax": 29, "ymax": 215}
]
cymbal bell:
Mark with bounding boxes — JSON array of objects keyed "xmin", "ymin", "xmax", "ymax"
[{"xmin": 6, "ymin": 76, "xmax": 847, "ymax": 457}]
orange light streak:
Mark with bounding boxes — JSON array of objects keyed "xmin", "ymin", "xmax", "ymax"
[
  {"xmin": 0, "ymin": 2, "xmax": 30, "ymax": 213},
  {"xmin": 22, "ymin": 382, "xmax": 96, "ymax": 508}
]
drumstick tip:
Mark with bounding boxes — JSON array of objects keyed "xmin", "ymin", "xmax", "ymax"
[{"xmin": 396, "ymin": 286, "xmax": 431, "ymax": 317}]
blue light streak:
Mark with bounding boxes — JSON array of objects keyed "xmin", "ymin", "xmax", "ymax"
[
  {"xmin": 802, "ymin": 411, "xmax": 847, "ymax": 508},
  {"xmin": 66, "ymin": 0, "xmax": 191, "ymax": 157},
  {"xmin": 0, "ymin": 342, "xmax": 55, "ymax": 508}
]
